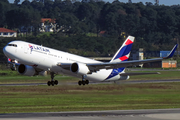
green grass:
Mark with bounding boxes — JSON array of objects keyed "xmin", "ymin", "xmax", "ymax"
[
  {"xmin": 0, "ymin": 69, "xmax": 180, "ymax": 113},
  {"xmin": 1, "ymin": 83, "xmax": 180, "ymax": 113}
]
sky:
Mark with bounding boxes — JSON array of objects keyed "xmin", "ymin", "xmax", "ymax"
[{"xmin": 7, "ymin": 0, "xmax": 180, "ymax": 6}]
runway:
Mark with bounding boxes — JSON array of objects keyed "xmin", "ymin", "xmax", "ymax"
[
  {"xmin": 1, "ymin": 79, "xmax": 180, "ymax": 86},
  {"xmin": 0, "ymin": 109, "xmax": 180, "ymax": 120}
]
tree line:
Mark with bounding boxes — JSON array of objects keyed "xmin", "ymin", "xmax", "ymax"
[{"xmin": 0, "ymin": 0, "xmax": 180, "ymax": 61}]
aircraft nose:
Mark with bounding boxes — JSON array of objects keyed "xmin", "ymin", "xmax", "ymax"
[
  {"xmin": 3, "ymin": 45, "xmax": 10, "ymax": 58},
  {"xmin": 3, "ymin": 46, "xmax": 7, "ymax": 55}
]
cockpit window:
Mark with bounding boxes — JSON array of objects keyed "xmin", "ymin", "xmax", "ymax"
[{"xmin": 8, "ymin": 44, "xmax": 17, "ymax": 47}]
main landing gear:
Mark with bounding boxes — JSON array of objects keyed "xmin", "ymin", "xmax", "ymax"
[
  {"xmin": 47, "ymin": 72, "xmax": 58, "ymax": 86},
  {"xmin": 78, "ymin": 80, "xmax": 89, "ymax": 85},
  {"xmin": 78, "ymin": 75, "xmax": 89, "ymax": 86}
]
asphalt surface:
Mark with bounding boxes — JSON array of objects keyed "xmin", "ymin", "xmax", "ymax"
[
  {"xmin": 1, "ymin": 79, "xmax": 180, "ymax": 86},
  {"xmin": 0, "ymin": 109, "xmax": 180, "ymax": 120}
]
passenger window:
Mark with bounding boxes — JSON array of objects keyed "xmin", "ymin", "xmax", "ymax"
[{"xmin": 8, "ymin": 44, "xmax": 17, "ymax": 47}]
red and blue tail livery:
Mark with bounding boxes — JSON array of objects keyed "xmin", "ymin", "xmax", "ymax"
[
  {"xmin": 106, "ymin": 36, "xmax": 135, "ymax": 80},
  {"xmin": 111, "ymin": 36, "xmax": 134, "ymax": 62}
]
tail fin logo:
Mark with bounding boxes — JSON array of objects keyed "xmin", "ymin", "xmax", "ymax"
[
  {"xmin": 118, "ymin": 39, "xmax": 133, "ymax": 61},
  {"xmin": 29, "ymin": 44, "xmax": 33, "ymax": 53},
  {"xmin": 111, "ymin": 36, "xmax": 134, "ymax": 62},
  {"xmin": 29, "ymin": 44, "xmax": 33, "ymax": 49}
]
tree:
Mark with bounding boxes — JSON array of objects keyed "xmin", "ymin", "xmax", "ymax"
[
  {"xmin": 14, "ymin": 0, "xmax": 20, "ymax": 5},
  {"xmin": 0, "ymin": 0, "xmax": 10, "ymax": 27},
  {"xmin": 22, "ymin": 0, "xmax": 31, "ymax": 6}
]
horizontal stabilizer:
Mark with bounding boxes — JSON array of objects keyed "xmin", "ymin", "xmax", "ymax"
[{"xmin": 120, "ymin": 72, "xmax": 160, "ymax": 76}]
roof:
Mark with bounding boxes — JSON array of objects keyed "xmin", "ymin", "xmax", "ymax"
[
  {"xmin": 99, "ymin": 31, "xmax": 106, "ymax": 34},
  {"xmin": 41, "ymin": 18, "xmax": 56, "ymax": 23},
  {"xmin": 0, "ymin": 28, "xmax": 16, "ymax": 33}
]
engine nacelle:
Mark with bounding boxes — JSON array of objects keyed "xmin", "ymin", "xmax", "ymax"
[
  {"xmin": 18, "ymin": 64, "xmax": 36, "ymax": 76},
  {"xmin": 70, "ymin": 62, "xmax": 90, "ymax": 75},
  {"xmin": 39, "ymin": 71, "xmax": 47, "ymax": 76},
  {"xmin": 119, "ymin": 75, "xmax": 130, "ymax": 80}
]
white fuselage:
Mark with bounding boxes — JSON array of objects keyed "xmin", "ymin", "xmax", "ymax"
[{"xmin": 3, "ymin": 41, "xmax": 124, "ymax": 82}]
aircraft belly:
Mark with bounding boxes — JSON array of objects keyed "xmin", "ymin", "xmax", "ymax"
[
  {"xmin": 104, "ymin": 75, "xmax": 120, "ymax": 81},
  {"xmin": 86, "ymin": 69, "xmax": 112, "ymax": 82}
]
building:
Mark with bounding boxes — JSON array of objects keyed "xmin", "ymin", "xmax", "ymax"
[
  {"xmin": 39, "ymin": 18, "xmax": 56, "ymax": 32},
  {"xmin": 131, "ymin": 49, "xmax": 144, "ymax": 60},
  {"xmin": 0, "ymin": 28, "xmax": 17, "ymax": 37},
  {"xmin": 99, "ymin": 31, "xmax": 106, "ymax": 37},
  {"xmin": 160, "ymin": 51, "xmax": 170, "ymax": 57},
  {"xmin": 143, "ymin": 60, "xmax": 177, "ymax": 68},
  {"xmin": 162, "ymin": 60, "xmax": 177, "ymax": 68},
  {"xmin": 130, "ymin": 49, "xmax": 177, "ymax": 68},
  {"xmin": 131, "ymin": 48, "xmax": 144, "ymax": 67}
]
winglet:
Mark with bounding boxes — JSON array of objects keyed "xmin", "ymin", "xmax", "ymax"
[{"xmin": 164, "ymin": 44, "xmax": 178, "ymax": 59}]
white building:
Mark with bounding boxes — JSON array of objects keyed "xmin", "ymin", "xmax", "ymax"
[
  {"xmin": 39, "ymin": 18, "xmax": 56, "ymax": 32},
  {"xmin": 0, "ymin": 28, "xmax": 17, "ymax": 37}
]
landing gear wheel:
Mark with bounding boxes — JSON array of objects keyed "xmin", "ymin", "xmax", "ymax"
[
  {"xmin": 51, "ymin": 81, "xmax": 54, "ymax": 86},
  {"xmin": 82, "ymin": 81, "xmax": 85, "ymax": 85},
  {"xmin": 78, "ymin": 75, "xmax": 89, "ymax": 86},
  {"xmin": 78, "ymin": 81, "xmax": 82, "ymax": 86},
  {"xmin": 54, "ymin": 80, "xmax": 58, "ymax": 85},
  {"xmin": 47, "ymin": 72, "xmax": 58, "ymax": 86},
  {"xmin": 47, "ymin": 81, "xmax": 51, "ymax": 86},
  {"xmin": 85, "ymin": 80, "xmax": 89, "ymax": 85},
  {"xmin": 78, "ymin": 80, "xmax": 89, "ymax": 86}
]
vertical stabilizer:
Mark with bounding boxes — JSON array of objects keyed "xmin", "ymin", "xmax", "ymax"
[
  {"xmin": 110, "ymin": 36, "xmax": 135, "ymax": 63},
  {"xmin": 105, "ymin": 36, "xmax": 135, "ymax": 80}
]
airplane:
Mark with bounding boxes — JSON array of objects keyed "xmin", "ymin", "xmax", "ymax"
[{"xmin": 3, "ymin": 36, "xmax": 178, "ymax": 86}]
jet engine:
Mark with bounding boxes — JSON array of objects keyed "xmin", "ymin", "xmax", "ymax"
[
  {"xmin": 18, "ymin": 64, "xmax": 36, "ymax": 76},
  {"xmin": 18, "ymin": 64, "xmax": 48, "ymax": 76},
  {"xmin": 119, "ymin": 75, "xmax": 130, "ymax": 80},
  {"xmin": 70, "ymin": 62, "xmax": 90, "ymax": 75}
]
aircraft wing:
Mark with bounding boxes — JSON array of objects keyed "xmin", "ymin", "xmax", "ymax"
[
  {"xmin": 87, "ymin": 58, "xmax": 163, "ymax": 70},
  {"xmin": 58, "ymin": 44, "xmax": 178, "ymax": 73},
  {"xmin": 87, "ymin": 44, "xmax": 178, "ymax": 71}
]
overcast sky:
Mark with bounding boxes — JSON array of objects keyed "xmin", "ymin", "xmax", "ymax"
[{"xmin": 8, "ymin": 0, "xmax": 180, "ymax": 6}]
